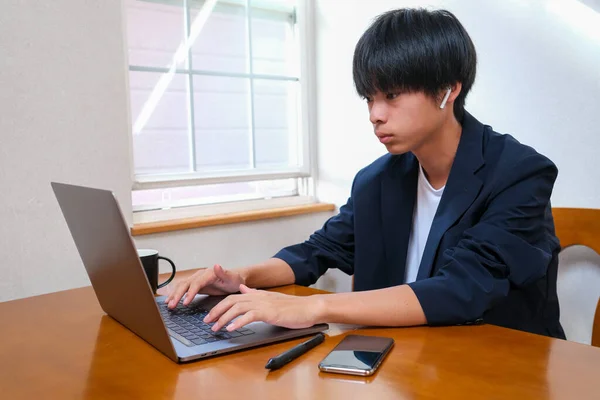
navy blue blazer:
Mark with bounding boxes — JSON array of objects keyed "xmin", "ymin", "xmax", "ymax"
[{"xmin": 274, "ymin": 111, "xmax": 565, "ymax": 339}]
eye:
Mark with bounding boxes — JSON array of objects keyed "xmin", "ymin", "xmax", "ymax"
[
  {"xmin": 363, "ymin": 96, "xmax": 373, "ymax": 103},
  {"xmin": 386, "ymin": 92, "xmax": 399, "ymax": 100}
]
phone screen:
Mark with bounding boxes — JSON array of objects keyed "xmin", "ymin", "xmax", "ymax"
[
  {"xmin": 321, "ymin": 349, "xmax": 385, "ymax": 369},
  {"xmin": 319, "ymin": 335, "xmax": 394, "ymax": 375}
]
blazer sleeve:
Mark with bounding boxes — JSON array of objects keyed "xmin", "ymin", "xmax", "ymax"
[
  {"xmin": 408, "ymin": 153, "xmax": 559, "ymax": 325},
  {"xmin": 272, "ymin": 178, "xmax": 358, "ymax": 286}
]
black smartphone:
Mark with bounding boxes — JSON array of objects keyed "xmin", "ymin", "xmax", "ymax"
[{"xmin": 318, "ymin": 334, "xmax": 394, "ymax": 376}]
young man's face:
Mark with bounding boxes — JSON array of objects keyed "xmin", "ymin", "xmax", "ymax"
[{"xmin": 367, "ymin": 90, "xmax": 449, "ymax": 155}]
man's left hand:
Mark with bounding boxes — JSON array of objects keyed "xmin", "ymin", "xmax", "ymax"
[{"xmin": 203, "ymin": 285, "xmax": 325, "ymax": 332}]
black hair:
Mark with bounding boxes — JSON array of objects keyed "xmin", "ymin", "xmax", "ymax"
[{"xmin": 352, "ymin": 8, "xmax": 477, "ymax": 121}]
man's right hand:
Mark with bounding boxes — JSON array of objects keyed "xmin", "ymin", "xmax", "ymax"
[{"xmin": 165, "ymin": 264, "xmax": 245, "ymax": 308}]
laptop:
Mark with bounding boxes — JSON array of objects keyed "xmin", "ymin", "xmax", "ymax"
[{"xmin": 51, "ymin": 182, "xmax": 329, "ymax": 363}]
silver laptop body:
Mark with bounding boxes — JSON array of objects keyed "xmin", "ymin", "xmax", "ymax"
[{"xmin": 51, "ymin": 182, "xmax": 328, "ymax": 363}]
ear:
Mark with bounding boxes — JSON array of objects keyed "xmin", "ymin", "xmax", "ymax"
[
  {"xmin": 440, "ymin": 83, "xmax": 463, "ymax": 109},
  {"xmin": 439, "ymin": 88, "xmax": 452, "ymax": 109}
]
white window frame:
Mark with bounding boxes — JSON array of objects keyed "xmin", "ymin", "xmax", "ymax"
[{"xmin": 125, "ymin": 0, "xmax": 317, "ymax": 205}]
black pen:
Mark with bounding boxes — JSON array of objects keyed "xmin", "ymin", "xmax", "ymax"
[{"xmin": 265, "ymin": 333, "xmax": 325, "ymax": 370}]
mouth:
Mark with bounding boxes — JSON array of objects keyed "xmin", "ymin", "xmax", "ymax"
[{"xmin": 376, "ymin": 133, "xmax": 394, "ymax": 144}]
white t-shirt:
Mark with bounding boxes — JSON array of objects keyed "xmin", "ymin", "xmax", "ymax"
[{"xmin": 404, "ymin": 165, "xmax": 445, "ymax": 284}]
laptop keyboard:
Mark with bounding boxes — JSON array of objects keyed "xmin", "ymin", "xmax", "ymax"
[{"xmin": 158, "ymin": 302, "xmax": 255, "ymax": 347}]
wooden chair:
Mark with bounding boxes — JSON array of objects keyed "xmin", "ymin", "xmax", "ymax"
[{"xmin": 552, "ymin": 208, "xmax": 600, "ymax": 347}]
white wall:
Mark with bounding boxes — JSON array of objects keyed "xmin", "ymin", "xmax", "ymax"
[
  {"xmin": 134, "ymin": 209, "xmax": 347, "ymax": 293},
  {"xmin": 313, "ymin": 0, "xmax": 600, "ymax": 343},
  {"xmin": 0, "ymin": 0, "xmax": 334, "ymax": 302},
  {"xmin": 0, "ymin": 0, "xmax": 133, "ymax": 302},
  {"xmin": 133, "ymin": 213, "xmax": 334, "ymax": 284}
]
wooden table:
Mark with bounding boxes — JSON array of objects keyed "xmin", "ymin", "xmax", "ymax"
[{"xmin": 2, "ymin": 270, "xmax": 600, "ymax": 399}]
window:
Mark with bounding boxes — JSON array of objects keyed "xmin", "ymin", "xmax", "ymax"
[{"xmin": 124, "ymin": 0, "xmax": 313, "ymax": 212}]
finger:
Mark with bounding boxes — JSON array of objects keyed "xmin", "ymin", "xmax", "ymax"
[
  {"xmin": 213, "ymin": 264, "xmax": 231, "ymax": 282},
  {"xmin": 166, "ymin": 281, "xmax": 186, "ymax": 303},
  {"xmin": 165, "ymin": 280, "xmax": 188, "ymax": 303},
  {"xmin": 204, "ymin": 294, "xmax": 251, "ymax": 323},
  {"xmin": 182, "ymin": 271, "xmax": 217, "ymax": 306},
  {"xmin": 166, "ymin": 281, "xmax": 191, "ymax": 308},
  {"xmin": 239, "ymin": 284, "xmax": 256, "ymax": 294},
  {"xmin": 226, "ymin": 311, "xmax": 260, "ymax": 331},
  {"xmin": 211, "ymin": 302, "xmax": 253, "ymax": 332},
  {"xmin": 166, "ymin": 270, "xmax": 207, "ymax": 304},
  {"xmin": 165, "ymin": 283, "xmax": 178, "ymax": 302}
]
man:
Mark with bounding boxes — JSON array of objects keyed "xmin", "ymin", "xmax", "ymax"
[{"xmin": 166, "ymin": 8, "xmax": 565, "ymax": 339}]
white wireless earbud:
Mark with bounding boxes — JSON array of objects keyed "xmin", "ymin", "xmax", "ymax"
[{"xmin": 439, "ymin": 87, "xmax": 452, "ymax": 109}]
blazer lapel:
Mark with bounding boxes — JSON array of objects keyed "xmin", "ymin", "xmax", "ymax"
[
  {"xmin": 381, "ymin": 153, "xmax": 419, "ymax": 285},
  {"xmin": 416, "ymin": 112, "xmax": 486, "ymax": 280}
]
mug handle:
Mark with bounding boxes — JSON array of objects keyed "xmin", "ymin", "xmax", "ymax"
[{"xmin": 157, "ymin": 256, "xmax": 177, "ymax": 289}]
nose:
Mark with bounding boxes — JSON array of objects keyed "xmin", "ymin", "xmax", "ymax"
[{"xmin": 369, "ymin": 100, "xmax": 388, "ymax": 125}]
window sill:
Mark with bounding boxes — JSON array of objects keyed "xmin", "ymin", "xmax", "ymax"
[{"xmin": 131, "ymin": 202, "xmax": 336, "ymax": 236}]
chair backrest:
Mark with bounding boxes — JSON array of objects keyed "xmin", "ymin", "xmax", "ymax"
[
  {"xmin": 553, "ymin": 207, "xmax": 600, "ymax": 347},
  {"xmin": 595, "ymin": 298, "xmax": 600, "ymax": 347}
]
